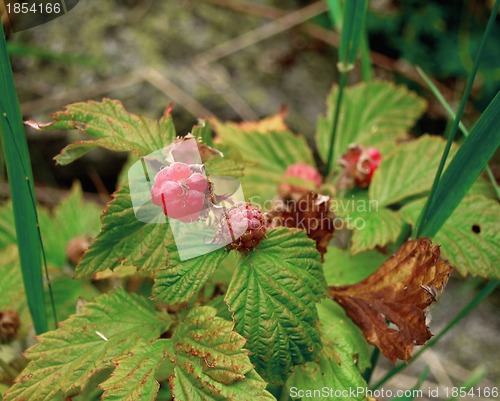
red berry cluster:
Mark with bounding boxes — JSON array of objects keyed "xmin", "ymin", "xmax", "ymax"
[
  {"xmin": 220, "ymin": 203, "xmax": 266, "ymax": 253},
  {"xmin": 151, "ymin": 162, "xmax": 208, "ymax": 223},
  {"xmin": 151, "ymin": 161, "xmax": 267, "ymax": 252}
]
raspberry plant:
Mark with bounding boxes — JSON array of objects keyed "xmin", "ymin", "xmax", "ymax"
[
  {"xmin": 1, "ymin": 0, "xmax": 500, "ymax": 398},
  {"xmin": 1, "ymin": 77, "xmax": 499, "ymax": 401}
]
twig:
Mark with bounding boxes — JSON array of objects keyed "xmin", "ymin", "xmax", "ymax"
[
  {"xmin": 190, "ymin": 64, "xmax": 259, "ymax": 120},
  {"xmin": 193, "ymin": 1, "xmax": 328, "ymax": 65},
  {"xmin": 421, "ymin": 349, "xmax": 454, "ymax": 389},
  {"xmin": 87, "ymin": 167, "xmax": 111, "ymax": 203},
  {"xmin": 20, "ymin": 73, "xmax": 143, "ymax": 116},
  {"xmin": 200, "ymin": 0, "xmax": 455, "ymax": 101},
  {"xmin": 139, "ymin": 67, "xmax": 214, "ymax": 118},
  {"xmin": 200, "ymin": 0, "xmax": 285, "ymax": 20}
]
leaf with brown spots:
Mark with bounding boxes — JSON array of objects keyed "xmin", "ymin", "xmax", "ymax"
[
  {"xmin": 3, "ymin": 289, "xmax": 171, "ymax": 401},
  {"xmin": 170, "ymin": 306, "xmax": 274, "ymax": 400},
  {"xmin": 330, "ymin": 238, "xmax": 452, "ymax": 363},
  {"xmin": 100, "ymin": 339, "xmax": 172, "ymax": 401},
  {"xmin": 26, "ymin": 99, "xmax": 177, "ymax": 165}
]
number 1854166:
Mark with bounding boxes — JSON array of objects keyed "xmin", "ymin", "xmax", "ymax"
[
  {"xmin": 6, "ymin": 2, "xmax": 62, "ymax": 14},
  {"xmin": 444, "ymin": 387, "xmax": 499, "ymax": 398}
]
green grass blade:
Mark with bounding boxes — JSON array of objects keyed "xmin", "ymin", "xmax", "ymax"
[
  {"xmin": 445, "ymin": 367, "xmax": 486, "ymax": 401},
  {"xmin": 416, "ymin": 66, "xmax": 499, "ymax": 199},
  {"xmin": 0, "ymin": 29, "xmax": 48, "ymax": 334},
  {"xmin": 326, "ymin": 0, "xmax": 342, "ymax": 31},
  {"xmin": 338, "ymin": 0, "xmax": 367, "ymax": 73},
  {"xmin": 324, "ymin": 0, "xmax": 368, "ymax": 178},
  {"xmin": 414, "ymin": 0, "xmax": 500, "ymax": 238},
  {"xmin": 419, "ymin": 91, "xmax": 500, "ymax": 238}
]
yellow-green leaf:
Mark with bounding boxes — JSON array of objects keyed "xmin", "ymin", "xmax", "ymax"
[
  {"xmin": 171, "ymin": 306, "xmax": 274, "ymax": 400},
  {"xmin": 28, "ymin": 99, "xmax": 177, "ymax": 165}
]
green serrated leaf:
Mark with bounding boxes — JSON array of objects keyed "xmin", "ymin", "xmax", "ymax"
[
  {"xmin": 204, "ymin": 156, "xmax": 245, "ymax": 178},
  {"xmin": 370, "ymin": 135, "xmax": 457, "ymax": 207},
  {"xmin": 225, "ymin": 228, "xmax": 327, "ymax": 384},
  {"xmin": 3, "ymin": 289, "xmax": 171, "ymax": 401},
  {"xmin": 349, "ymin": 208, "xmax": 402, "ymax": 254},
  {"xmin": 153, "ymin": 248, "xmax": 227, "ymax": 305},
  {"xmin": 214, "ymin": 122, "xmax": 315, "ymax": 202},
  {"xmin": 171, "ymin": 306, "xmax": 274, "ymax": 400},
  {"xmin": 100, "ymin": 339, "xmax": 173, "ymax": 401},
  {"xmin": 39, "ymin": 183, "xmax": 101, "ymax": 269},
  {"xmin": 401, "ymin": 195, "xmax": 500, "ymax": 278},
  {"xmin": 323, "ymin": 246, "xmax": 387, "ymax": 286},
  {"xmin": 117, "ymin": 153, "xmax": 138, "ymax": 186},
  {"xmin": 0, "ymin": 246, "xmax": 23, "ymax": 310},
  {"xmin": 286, "ymin": 299, "xmax": 369, "ymax": 401},
  {"xmin": 0, "ymin": 246, "xmax": 31, "ymax": 337},
  {"xmin": 468, "ymin": 175, "xmax": 497, "ymax": 198},
  {"xmin": 192, "ymin": 120, "xmax": 213, "ymax": 146},
  {"xmin": 333, "ymin": 191, "xmax": 403, "ymax": 254},
  {"xmin": 0, "ymin": 184, "xmax": 100, "ymax": 269},
  {"xmin": 316, "ymin": 80, "xmax": 426, "ymax": 164},
  {"xmin": 0, "ymin": 202, "xmax": 16, "ymax": 249},
  {"xmin": 46, "ymin": 276, "xmax": 99, "ymax": 326},
  {"xmin": 416, "ymin": 91, "xmax": 500, "ymax": 238},
  {"xmin": 317, "ymin": 299, "xmax": 371, "ymax": 372},
  {"xmin": 75, "ymin": 185, "xmax": 173, "ymax": 277},
  {"xmin": 30, "ymin": 99, "xmax": 177, "ymax": 165}
]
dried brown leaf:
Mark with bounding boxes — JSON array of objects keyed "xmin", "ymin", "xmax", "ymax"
[{"xmin": 330, "ymin": 238, "xmax": 452, "ymax": 363}]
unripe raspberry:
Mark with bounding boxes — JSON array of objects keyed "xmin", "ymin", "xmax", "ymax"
[
  {"xmin": 151, "ymin": 162, "xmax": 208, "ymax": 223},
  {"xmin": 66, "ymin": 236, "xmax": 91, "ymax": 265},
  {"xmin": 0, "ymin": 309, "xmax": 20, "ymax": 343},
  {"xmin": 338, "ymin": 145, "xmax": 382, "ymax": 189},
  {"xmin": 279, "ymin": 163, "xmax": 322, "ymax": 199},
  {"xmin": 220, "ymin": 203, "xmax": 266, "ymax": 252}
]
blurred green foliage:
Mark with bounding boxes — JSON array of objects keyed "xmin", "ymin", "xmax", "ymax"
[{"xmin": 366, "ymin": 0, "xmax": 500, "ymax": 110}]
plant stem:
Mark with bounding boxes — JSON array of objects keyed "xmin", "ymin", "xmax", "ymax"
[
  {"xmin": 324, "ymin": 71, "xmax": 347, "ymax": 178},
  {"xmin": 414, "ymin": 0, "xmax": 500, "ymax": 238},
  {"xmin": 372, "ymin": 279, "xmax": 499, "ymax": 389}
]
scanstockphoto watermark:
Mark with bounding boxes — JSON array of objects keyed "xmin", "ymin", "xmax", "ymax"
[
  {"xmin": 288, "ymin": 386, "xmax": 422, "ymax": 399},
  {"xmin": 289, "ymin": 386, "xmax": 499, "ymax": 400}
]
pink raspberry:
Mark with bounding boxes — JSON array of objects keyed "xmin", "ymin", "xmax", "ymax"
[
  {"xmin": 339, "ymin": 145, "xmax": 382, "ymax": 188},
  {"xmin": 220, "ymin": 203, "xmax": 266, "ymax": 252},
  {"xmin": 279, "ymin": 163, "xmax": 322, "ymax": 198},
  {"xmin": 151, "ymin": 162, "xmax": 208, "ymax": 223}
]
